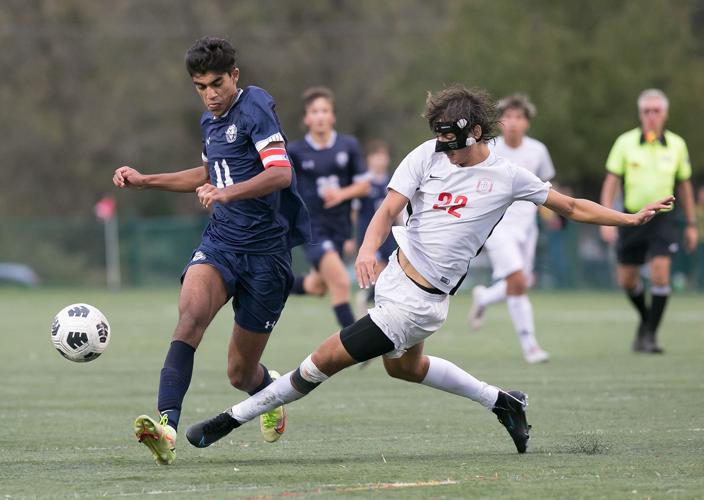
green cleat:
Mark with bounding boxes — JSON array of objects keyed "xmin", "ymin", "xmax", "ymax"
[
  {"xmin": 134, "ymin": 414, "xmax": 177, "ymax": 465},
  {"xmin": 259, "ymin": 370, "xmax": 286, "ymax": 443}
]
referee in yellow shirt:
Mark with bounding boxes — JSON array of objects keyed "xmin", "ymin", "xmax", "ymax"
[{"xmin": 601, "ymin": 89, "xmax": 698, "ymax": 353}]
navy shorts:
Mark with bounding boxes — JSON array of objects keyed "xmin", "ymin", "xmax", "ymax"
[
  {"xmin": 304, "ymin": 225, "xmax": 348, "ymax": 269},
  {"xmin": 181, "ymin": 245, "xmax": 293, "ymax": 334},
  {"xmin": 617, "ymin": 210, "xmax": 679, "ymax": 266}
]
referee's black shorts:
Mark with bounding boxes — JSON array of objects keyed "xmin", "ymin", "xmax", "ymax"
[{"xmin": 617, "ymin": 210, "xmax": 679, "ymax": 266}]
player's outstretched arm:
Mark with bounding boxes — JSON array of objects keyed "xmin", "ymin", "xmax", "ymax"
[
  {"xmin": 355, "ymin": 189, "xmax": 408, "ymax": 288},
  {"xmin": 543, "ymin": 189, "xmax": 674, "ymax": 227},
  {"xmin": 113, "ymin": 165, "xmax": 209, "ymax": 193},
  {"xmin": 599, "ymin": 173, "xmax": 621, "ymax": 244}
]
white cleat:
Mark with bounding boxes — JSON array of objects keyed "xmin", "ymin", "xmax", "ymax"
[
  {"xmin": 468, "ymin": 285, "xmax": 487, "ymax": 331},
  {"xmin": 523, "ymin": 346, "xmax": 550, "ymax": 364}
]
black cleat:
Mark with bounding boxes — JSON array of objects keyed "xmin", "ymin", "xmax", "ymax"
[
  {"xmin": 492, "ymin": 390, "xmax": 531, "ymax": 453},
  {"xmin": 186, "ymin": 412, "xmax": 241, "ymax": 448},
  {"xmin": 644, "ymin": 332, "xmax": 664, "ymax": 354},
  {"xmin": 632, "ymin": 322, "xmax": 650, "ymax": 352},
  {"xmin": 632, "ymin": 323, "xmax": 664, "ymax": 354}
]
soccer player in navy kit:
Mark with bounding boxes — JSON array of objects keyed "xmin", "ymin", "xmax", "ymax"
[
  {"xmin": 288, "ymin": 87, "xmax": 371, "ymax": 330},
  {"xmin": 112, "ymin": 37, "xmax": 310, "ymax": 465}
]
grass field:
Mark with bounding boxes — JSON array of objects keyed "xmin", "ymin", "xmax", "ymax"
[{"xmin": 1, "ymin": 288, "xmax": 703, "ymax": 499}]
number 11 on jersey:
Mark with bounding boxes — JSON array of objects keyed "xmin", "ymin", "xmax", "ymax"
[{"xmin": 213, "ymin": 159, "xmax": 234, "ymax": 188}]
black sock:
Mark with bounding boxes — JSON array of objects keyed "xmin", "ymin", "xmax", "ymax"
[
  {"xmin": 648, "ymin": 287, "xmax": 670, "ymax": 335},
  {"xmin": 157, "ymin": 340, "xmax": 196, "ymax": 431},
  {"xmin": 626, "ymin": 286, "xmax": 649, "ymax": 325},
  {"xmin": 247, "ymin": 364, "xmax": 273, "ymax": 396},
  {"xmin": 333, "ymin": 303, "xmax": 355, "ymax": 329},
  {"xmin": 290, "ymin": 275, "xmax": 306, "ymax": 295}
]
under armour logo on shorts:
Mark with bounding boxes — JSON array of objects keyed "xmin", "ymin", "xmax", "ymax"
[{"xmin": 265, "ymin": 320, "xmax": 277, "ymax": 329}]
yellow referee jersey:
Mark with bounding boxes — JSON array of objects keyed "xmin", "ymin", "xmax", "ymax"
[{"xmin": 606, "ymin": 128, "xmax": 691, "ymax": 213}]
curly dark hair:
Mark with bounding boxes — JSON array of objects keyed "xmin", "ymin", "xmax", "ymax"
[
  {"xmin": 424, "ymin": 85, "xmax": 499, "ymax": 143},
  {"xmin": 185, "ymin": 37, "xmax": 237, "ymax": 76}
]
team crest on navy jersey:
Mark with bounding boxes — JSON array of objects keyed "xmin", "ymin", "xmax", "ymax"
[
  {"xmin": 302, "ymin": 159, "xmax": 315, "ymax": 170},
  {"xmin": 225, "ymin": 124, "xmax": 237, "ymax": 143},
  {"xmin": 335, "ymin": 151, "xmax": 349, "ymax": 167}
]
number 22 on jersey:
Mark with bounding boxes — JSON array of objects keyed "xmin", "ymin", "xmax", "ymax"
[{"xmin": 432, "ymin": 192, "xmax": 468, "ymax": 218}]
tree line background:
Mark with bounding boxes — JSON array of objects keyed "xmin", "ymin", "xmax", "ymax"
[{"xmin": 1, "ymin": 0, "xmax": 703, "ymax": 218}]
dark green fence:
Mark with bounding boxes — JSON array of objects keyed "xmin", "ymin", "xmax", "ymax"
[{"xmin": 0, "ymin": 216, "xmax": 702, "ymax": 291}]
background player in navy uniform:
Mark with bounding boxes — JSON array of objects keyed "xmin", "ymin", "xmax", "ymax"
[
  {"xmin": 288, "ymin": 87, "xmax": 371, "ymax": 330},
  {"xmin": 112, "ymin": 37, "xmax": 309, "ymax": 465},
  {"xmin": 353, "ymin": 140, "xmax": 397, "ymax": 317}
]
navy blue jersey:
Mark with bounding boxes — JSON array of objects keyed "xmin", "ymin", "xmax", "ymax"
[
  {"xmin": 288, "ymin": 132, "xmax": 368, "ymax": 240},
  {"xmin": 357, "ymin": 174, "xmax": 390, "ymax": 245},
  {"xmin": 200, "ymin": 86, "xmax": 310, "ymax": 253}
]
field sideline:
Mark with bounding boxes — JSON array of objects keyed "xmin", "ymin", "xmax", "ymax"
[{"xmin": 1, "ymin": 288, "xmax": 703, "ymax": 499}]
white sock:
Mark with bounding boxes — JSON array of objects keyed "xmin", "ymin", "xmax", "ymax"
[
  {"xmin": 229, "ymin": 371, "xmax": 303, "ymax": 423},
  {"xmin": 478, "ymin": 280, "xmax": 507, "ymax": 307},
  {"xmin": 229, "ymin": 355, "xmax": 330, "ymax": 423},
  {"xmin": 421, "ymin": 356, "xmax": 499, "ymax": 408},
  {"xmin": 506, "ymin": 295, "xmax": 538, "ymax": 352}
]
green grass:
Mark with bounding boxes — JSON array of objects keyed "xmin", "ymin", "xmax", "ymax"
[{"xmin": 1, "ymin": 288, "xmax": 703, "ymax": 499}]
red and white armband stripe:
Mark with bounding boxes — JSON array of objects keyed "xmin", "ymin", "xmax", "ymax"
[{"xmin": 260, "ymin": 147, "xmax": 291, "ymax": 169}]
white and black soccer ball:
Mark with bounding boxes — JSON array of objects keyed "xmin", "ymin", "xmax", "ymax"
[{"xmin": 50, "ymin": 303, "xmax": 111, "ymax": 362}]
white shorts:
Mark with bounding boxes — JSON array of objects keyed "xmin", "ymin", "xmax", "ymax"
[
  {"xmin": 483, "ymin": 223, "xmax": 538, "ymax": 281},
  {"xmin": 368, "ymin": 250, "xmax": 449, "ymax": 359}
]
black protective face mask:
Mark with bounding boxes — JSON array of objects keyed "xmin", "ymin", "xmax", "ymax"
[{"xmin": 434, "ymin": 119, "xmax": 476, "ymax": 152}]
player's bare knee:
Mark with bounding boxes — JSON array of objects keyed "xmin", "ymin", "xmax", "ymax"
[
  {"xmin": 618, "ymin": 276, "xmax": 639, "ymax": 291},
  {"xmin": 304, "ymin": 276, "xmax": 327, "ymax": 296},
  {"xmin": 506, "ymin": 272, "xmax": 527, "ymax": 295},
  {"xmin": 227, "ymin": 364, "xmax": 259, "ymax": 391},
  {"xmin": 173, "ymin": 310, "xmax": 209, "ymax": 344},
  {"xmin": 326, "ymin": 272, "xmax": 350, "ymax": 294},
  {"xmin": 308, "ymin": 282, "xmax": 327, "ymax": 296}
]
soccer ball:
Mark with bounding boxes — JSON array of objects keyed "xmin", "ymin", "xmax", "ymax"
[{"xmin": 51, "ymin": 303, "xmax": 111, "ymax": 362}]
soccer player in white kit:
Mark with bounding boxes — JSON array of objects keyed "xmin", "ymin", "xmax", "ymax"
[
  {"xmin": 185, "ymin": 86, "xmax": 674, "ymax": 455},
  {"xmin": 468, "ymin": 94, "xmax": 555, "ymax": 364}
]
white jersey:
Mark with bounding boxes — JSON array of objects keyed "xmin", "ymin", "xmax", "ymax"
[
  {"xmin": 490, "ymin": 136, "xmax": 555, "ymax": 228},
  {"xmin": 389, "ymin": 140, "xmax": 551, "ymax": 294}
]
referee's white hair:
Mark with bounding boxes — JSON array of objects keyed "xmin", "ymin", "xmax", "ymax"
[
  {"xmin": 638, "ymin": 88, "xmax": 669, "ymax": 110},
  {"xmin": 496, "ymin": 93, "xmax": 536, "ymax": 120}
]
